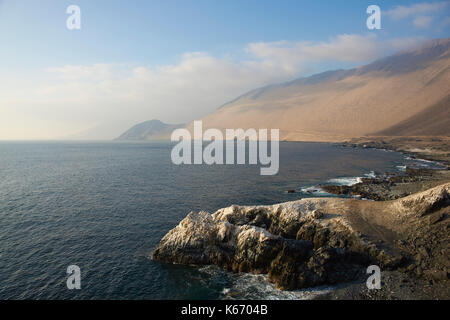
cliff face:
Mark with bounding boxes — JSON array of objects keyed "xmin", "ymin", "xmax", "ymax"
[{"xmin": 152, "ymin": 183, "xmax": 449, "ymax": 290}]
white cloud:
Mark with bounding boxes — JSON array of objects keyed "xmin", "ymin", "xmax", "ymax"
[
  {"xmin": 246, "ymin": 34, "xmax": 384, "ymax": 68},
  {"xmin": 0, "ymin": 34, "xmax": 429, "ymax": 139},
  {"xmin": 385, "ymin": 1, "xmax": 449, "ymax": 19},
  {"xmin": 385, "ymin": 1, "xmax": 450, "ymax": 28},
  {"xmin": 245, "ymin": 34, "xmax": 425, "ymax": 69}
]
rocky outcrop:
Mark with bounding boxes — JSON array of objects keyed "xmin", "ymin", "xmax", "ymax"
[
  {"xmin": 393, "ymin": 182, "xmax": 449, "ymax": 217},
  {"xmin": 152, "ymin": 183, "xmax": 450, "ymax": 290},
  {"xmin": 321, "ymin": 168, "xmax": 443, "ymax": 201}
]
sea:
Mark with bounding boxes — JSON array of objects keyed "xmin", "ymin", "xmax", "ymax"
[{"xmin": 0, "ymin": 141, "xmax": 443, "ymax": 299}]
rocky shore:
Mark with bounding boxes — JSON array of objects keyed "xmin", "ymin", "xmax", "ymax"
[
  {"xmin": 340, "ymin": 136, "xmax": 450, "ymax": 167},
  {"xmin": 152, "ymin": 183, "xmax": 449, "ymax": 298},
  {"xmin": 328, "ymin": 136, "xmax": 450, "ymax": 201},
  {"xmin": 152, "ymin": 136, "xmax": 449, "ymax": 299},
  {"xmin": 315, "ymin": 136, "xmax": 449, "ymax": 299},
  {"xmin": 321, "ymin": 167, "xmax": 450, "ymax": 201}
]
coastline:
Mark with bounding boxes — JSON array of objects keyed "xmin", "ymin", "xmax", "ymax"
[
  {"xmin": 152, "ymin": 136, "xmax": 450, "ymax": 300},
  {"xmin": 321, "ymin": 136, "xmax": 450, "ymax": 202},
  {"xmin": 315, "ymin": 136, "xmax": 450, "ymax": 299}
]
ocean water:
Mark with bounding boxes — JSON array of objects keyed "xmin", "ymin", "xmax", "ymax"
[{"xmin": 0, "ymin": 141, "xmax": 435, "ymax": 299}]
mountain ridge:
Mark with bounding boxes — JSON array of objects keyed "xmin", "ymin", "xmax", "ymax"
[
  {"xmin": 119, "ymin": 38, "xmax": 450, "ymax": 141},
  {"xmin": 185, "ymin": 38, "xmax": 450, "ymax": 141}
]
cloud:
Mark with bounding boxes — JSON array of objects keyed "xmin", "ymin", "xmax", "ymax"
[
  {"xmin": 0, "ymin": 34, "xmax": 429, "ymax": 139},
  {"xmin": 413, "ymin": 15, "xmax": 433, "ymax": 27},
  {"xmin": 390, "ymin": 36, "xmax": 428, "ymax": 51},
  {"xmin": 245, "ymin": 34, "xmax": 425, "ymax": 69},
  {"xmin": 385, "ymin": 1, "xmax": 449, "ymax": 19},
  {"xmin": 385, "ymin": 1, "xmax": 450, "ymax": 28},
  {"xmin": 46, "ymin": 64, "xmax": 115, "ymax": 82}
]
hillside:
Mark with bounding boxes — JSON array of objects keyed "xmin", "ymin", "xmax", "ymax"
[
  {"xmin": 373, "ymin": 95, "xmax": 450, "ymax": 136},
  {"xmin": 185, "ymin": 38, "xmax": 450, "ymax": 141}
]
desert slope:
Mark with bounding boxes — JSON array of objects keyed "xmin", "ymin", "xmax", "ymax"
[
  {"xmin": 373, "ymin": 95, "xmax": 450, "ymax": 136},
  {"xmin": 187, "ymin": 38, "xmax": 450, "ymax": 142}
]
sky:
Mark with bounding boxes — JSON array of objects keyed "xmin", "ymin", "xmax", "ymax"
[{"xmin": 0, "ymin": 0, "xmax": 449, "ymax": 140}]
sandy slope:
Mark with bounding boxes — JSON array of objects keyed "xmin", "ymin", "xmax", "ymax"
[{"xmin": 184, "ymin": 39, "xmax": 450, "ymax": 142}]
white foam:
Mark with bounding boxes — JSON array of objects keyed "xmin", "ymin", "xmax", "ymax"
[
  {"xmin": 405, "ymin": 156, "xmax": 446, "ymax": 169},
  {"xmin": 327, "ymin": 171, "xmax": 377, "ymax": 186},
  {"xmin": 198, "ymin": 265, "xmax": 332, "ymax": 300},
  {"xmin": 364, "ymin": 171, "xmax": 376, "ymax": 178},
  {"xmin": 221, "ymin": 273, "xmax": 332, "ymax": 300},
  {"xmin": 327, "ymin": 176, "xmax": 363, "ymax": 186},
  {"xmin": 300, "ymin": 186, "xmax": 328, "ymax": 195}
]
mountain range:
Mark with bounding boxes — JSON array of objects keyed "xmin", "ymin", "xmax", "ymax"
[{"xmin": 118, "ymin": 38, "xmax": 450, "ymax": 142}]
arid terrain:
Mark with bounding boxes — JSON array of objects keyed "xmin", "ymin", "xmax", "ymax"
[
  {"xmin": 119, "ymin": 39, "xmax": 450, "ymax": 143},
  {"xmin": 314, "ymin": 136, "xmax": 450, "ymax": 299},
  {"xmin": 184, "ymin": 39, "xmax": 450, "ymax": 142}
]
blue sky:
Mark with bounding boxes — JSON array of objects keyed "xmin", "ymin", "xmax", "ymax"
[
  {"xmin": 0, "ymin": 0, "xmax": 449, "ymax": 139},
  {"xmin": 2, "ymin": 0, "xmax": 449, "ymax": 69}
]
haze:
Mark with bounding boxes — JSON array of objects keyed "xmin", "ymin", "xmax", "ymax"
[{"xmin": 0, "ymin": 0, "xmax": 449, "ymax": 140}]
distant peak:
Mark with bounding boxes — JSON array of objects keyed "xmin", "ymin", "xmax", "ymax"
[{"xmin": 146, "ymin": 119, "xmax": 164, "ymax": 124}]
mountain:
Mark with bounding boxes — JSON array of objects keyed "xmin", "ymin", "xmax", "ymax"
[
  {"xmin": 374, "ymin": 95, "xmax": 450, "ymax": 136},
  {"xmin": 116, "ymin": 119, "xmax": 184, "ymax": 141},
  {"xmin": 185, "ymin": 38, "xmax": 450, "ymax": 141}
]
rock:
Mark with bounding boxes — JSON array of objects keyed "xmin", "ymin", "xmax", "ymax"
[
  {"xmin": 423, "ymin": 269, "xmax": 448, "ymax": 281},
  {"xmin": 429, "ymin": 212, "xmax": 445, "ymax": 224},
  {"xmin": 418, "ymin": 247, "xmax": 429, "ymax": 258},
  {"xmin": 311, "ymin": 209, "xmax": 324, "ymax": 219},
  {"xmin": 320, "ymin": 167, "xmax": 447, "ymax": 201},
  {"xmin": 152, "ymin": 183, "xmax": 450, "ymax": 290},
  {"xmin": 321, "ymin": 185, "xmax": 351, "ymax": 195},
  {"xmin": 285, "ymin": 190, "xmax": 296, "ymax": 193},
  {"xmin": 152, "ymin": 208, "xmax": 361, "ymax": 289},
  {"xmin": 394, "ymin": 183, "xmax": 449, "ymax": 216}
]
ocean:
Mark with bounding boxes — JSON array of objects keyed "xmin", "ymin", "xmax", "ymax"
[{"xmin": 0, "ymin": 141, "xmax": 438, "ymax": 299}]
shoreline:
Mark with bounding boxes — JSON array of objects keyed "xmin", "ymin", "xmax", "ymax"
[
  {"xmin": 294, "ymin": 137, "xmax": 448, "ymax": 201},
  {"xmin": 329, "ymin": 137, "xmax": 450, "ymax": 201},
  {"xmin": 152, "ymin": 136, "xmax": 449, "ymax": 300},
  {"xmin": 313, "ymin": 136, "xmax": 450, "ymax": 299},
  {"xmin": 339, "ymin": 136, "xmax": 450, "ymax": 168}
]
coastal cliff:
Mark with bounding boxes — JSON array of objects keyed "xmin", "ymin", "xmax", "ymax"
[{"xmin": 152, "ymin": 183, "xmax": 449, "ymax": 291}]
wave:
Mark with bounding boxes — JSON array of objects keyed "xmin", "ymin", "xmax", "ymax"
[
  {"xmin": 327, "ymin": 177, "xmax": 363, "ymax": 186},
  {"xmin": 405, "ymin": 156, "xmax": 446, "ymax": 169},
  {"xmin": 327, "ymin": 171, "xmax": 376, "ymax": 186},
  {"xmin": 299, "ymin": 186, "xmax": 329, "ymax": 196},
  {"xmin": 198, "ymin": 265, "xmax": 332, "ymax": 300}
]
